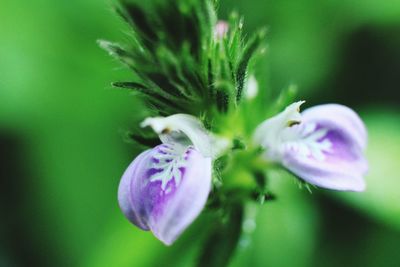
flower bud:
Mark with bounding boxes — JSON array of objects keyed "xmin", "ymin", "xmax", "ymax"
[{"xmin": 214, "ymin": 21, "xmax": 229, "ymax": 39}]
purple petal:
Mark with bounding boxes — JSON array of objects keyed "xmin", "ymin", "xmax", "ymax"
[
  {"xmin": 282, "ymin": 104, "xmax": 367, "ymax": 191},
  {"xmin": 301, "ymin": 104, "xmax": 367, "ymax": 150},
  {"xmin": 118, "ymin": 149, "xmax": 152, "ymax": 230},
  {"xmin": 118, "ymin": 144, "xmax": 212, "ymax": 245}
]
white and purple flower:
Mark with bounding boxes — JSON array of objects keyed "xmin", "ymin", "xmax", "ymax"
[
  {"xmin": 254, "ymin": 101, "xmax": 368, "ymax": 191},
  {"xmin": 118, "ymin": 114, "xmax": 228, "ymax": 245}
]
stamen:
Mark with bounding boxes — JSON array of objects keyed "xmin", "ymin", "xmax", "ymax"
[{"xmin": 287, "ymin": 120, "xmax": 301, "ymax": 127}]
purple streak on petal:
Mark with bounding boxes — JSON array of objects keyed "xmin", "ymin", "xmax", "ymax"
[
  {"xmin": 282, "ymin": 104, "xmax": 368, "ymax": 191},
  {"xmin": 324, "ymin": 129, "xmax": 355, "ymax": 160},
  {"xmin": 118, "ymin": 149, "xmax": 152, "ymax": 230},
  {"xmin": 302, "ymin": 104, "xmax": 367, "ymax": 150},
  {"xmin": 118, "ymin": 144, "xmax": 212, "ymax": 245}
]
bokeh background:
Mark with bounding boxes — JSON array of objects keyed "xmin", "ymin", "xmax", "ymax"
[{"xmin": 1, "ymin": 0, "xmax": 399, "ymax": 266}]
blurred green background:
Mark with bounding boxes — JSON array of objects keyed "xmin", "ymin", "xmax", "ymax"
[{"xmin": 1, "ymin": 0, "xmax": 399, "ymax": 266}]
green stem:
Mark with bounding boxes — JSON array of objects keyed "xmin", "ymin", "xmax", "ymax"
[{"xmin": 196, "ymin": 203, "xmax": 244, "ymax": 267}]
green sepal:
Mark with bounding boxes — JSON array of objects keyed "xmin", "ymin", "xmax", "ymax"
[{"xmin": 235, "ymin": 28, "xmax": 267, "ymax": 103}]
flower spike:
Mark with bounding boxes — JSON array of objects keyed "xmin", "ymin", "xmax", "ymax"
[{"xmin": 254, "ymin": 103, "xmax": 368, "ymax": 191}]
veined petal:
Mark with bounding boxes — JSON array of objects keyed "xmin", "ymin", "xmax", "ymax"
[
  {"xmin": 118, "ymin": 144, "xmax": 212, "ymax": 245},
  {"xmin": 254, "ymin": 103, "xmax": 367, "ymax": 191},
  {"xmin": 301, "ymin": 104, "xmax": 367, "ymax": 150},
  {"xmin": 118, "ymin": 149, "xmax": 152, "ymax": 230},
  {"xmin": 141, "ymin": 114, "xmax": 228, "ymax": 158}
]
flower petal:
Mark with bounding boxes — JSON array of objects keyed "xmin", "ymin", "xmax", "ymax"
[
  {"xmin": 118, "ymin": 149, "xmax": 152, "ymax": 230},
  {"xmin": 141, "ymin": 114, "xmax": 228, "ymax": 158},
  {"xmin": 253, "ymin": 101, "xmax": 305, "ymax": 150},
  {"xmin": 254, "ymin": 103, "xmax": 367, "ymax": 191},
  {"xmin": 118, "ymin": 144, "xmax": 212, "ymax": 245},
  {"xmin": 283, "ymin": 104, "xmax": 367, "ymax": 191},
  {"xmin": 301, "ymin": 104, "xmax": 367, "ymax": 150}
]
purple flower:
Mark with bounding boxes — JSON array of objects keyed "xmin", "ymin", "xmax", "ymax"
[
  {"xmin": 118, "ymin": 144, "xmax": 211, "ymax": 245},
  {"xmin": 118, "ymin": 114, "xmax": 227, "ymax": 245},
  {"xmin": 254, "ymin": 102, "xmax": 368, "ymax": 191}
]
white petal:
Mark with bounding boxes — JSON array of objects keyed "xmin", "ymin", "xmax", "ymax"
[
  {"xmin": 141, "ymin": 114, "xmax": 228, "ymax": 158},
  {"xmin": 253, "ymin": 101, "xmax": 305, "ymax": 155}
]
